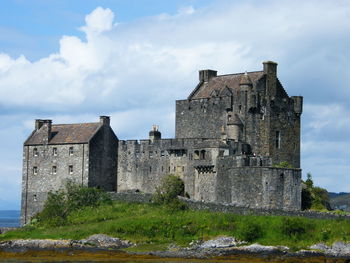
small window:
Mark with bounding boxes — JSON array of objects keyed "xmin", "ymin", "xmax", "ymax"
[
  {"xmin": 52, "ymin": 147, "xmax": 57, "ymax": 156},
  {"xmin": 161, "ymin": 166, "xmax": 164, "ymax": 172},
  {"xmin": 182, "ymin": 166, "xmax": 185, "ymax": 172},
  {"xmin": 200, "ymin": 150, "xmax": 206, "ymax": 160},
  {"xmin": 33, "ymin": 148, "xmax": 38, "ymax": 157},
  {"xmin": 33, "ymin": 195, "xmax": 37, "ymax": 202},
  {"xmin": 275, "ymin": 131, "xmax": 281, "ymax": 149},
  {"xmin": 33, "ymin": 166, "xmax": 38, "ymax": 175},
  {"xmin": 68, "ymin": 165, "xmax": 73, "ymax": 174},
  {"xmin": 52, "ymin": 166, "xmax": 57, "ymax": 174},
  {"xmin": 194, "ymin": 150, "xmax": 200, "ymax": 160},
  {"xmin": 149, "ymin": 166, "xmax": 152, "ymax": 172},
  {"xmin": 149, "ymin": 151, "xmax": 153, "ymax": 158},
  {"xmin": 161, "ymin": 150, "xmax": 165, "ymax": 157},
  {"xmin": 69, "ymin": 147, "xmax": 74, "ymax": 156}
]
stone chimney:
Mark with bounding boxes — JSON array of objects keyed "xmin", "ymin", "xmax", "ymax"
[
  {"xmin": 263, "ymin": 61, "xmax": 278, "ymax": 97},
  {"xmin": 35, "ymin": 119, "xmax": 52, "ymax": 144},
  {"xmin": 199, "ymin": 69, "xmax": 217, "ymax": 82},
  {"xmin": 149, "ymin": 125, "xmax": 161, "ymax": 142},
  {"xmin": 35, "ymin": 119, "xmax": 45, "ymax": 130},
  {"xmin": 100, "ymin": 116, "xmax": 110, "ymax": 126}
]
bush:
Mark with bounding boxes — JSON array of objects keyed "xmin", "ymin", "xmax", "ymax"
[
  {"xmin": 301, "ymin": 173, "xmax": 331, "ymax": 211},
  {"xmin": 36, "ymin": 182, "xmax": 111, "ymax": 227},
  {"xmin": 153, "ymin": 175, "xmax": 185, "ymax": 204},
  {"xmin": 152, "ymin": 175, "xmax": 187, "ymax": 210}
]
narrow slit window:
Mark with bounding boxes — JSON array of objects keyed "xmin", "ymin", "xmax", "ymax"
[
  {"xmin": 53, "ymin": 147, "xmax": 57, "ymax": 156},
  {"xmin": 275, "ymin": 131, "xmax": 281, "ymax": 149},
  {"xmin": 69, "ymin": 147, "xmax": 74, "ymax": 156},
  {"xmin": 33, "ymin": 166, "xmax": 38, "ymax": 175},
  {"xmin": 52, "ymin": 166, "xmax": 57, "ymax": 174},
  {"xmin": 68, "ymin": 165, "xmax": 73, "ymax": 174}
]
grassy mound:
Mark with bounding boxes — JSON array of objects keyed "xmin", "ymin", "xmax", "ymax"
[{"xmin": 1, "ymin": 201, "xmax": 350, "ymax": 250}]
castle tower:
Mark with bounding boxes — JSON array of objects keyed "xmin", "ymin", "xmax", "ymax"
[{"xmin": 227, "ymin": 113, "xmax": 243, "ymax": 141}]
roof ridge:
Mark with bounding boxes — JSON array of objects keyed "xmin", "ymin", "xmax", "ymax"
[
  {"xmin": 52, "ymin": 122, "xmax": 100, "ymax": 126},
  {"xmin": 216, "ymin": 70, "xmax": 263, "ymax": 77}
]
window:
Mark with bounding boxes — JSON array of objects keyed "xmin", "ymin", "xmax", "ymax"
[
  {"xmin": 275, "ymin": 131, "xmax": 281, "ymax": 149},
  {"xmin": 194, "ymin": 150, "xmax": 200, "ymax": 160},
  {"xmin": 33, "ymin": 195, "xmax": 37, "ymax": 202},
  {"xmin": 149, "ymin": 151, "xmax": 153, "ymax": 158},
  {"xmin": 149, "ymin": 166, "xmax": 152, "ymax": 172},
  {"xmin": 52, "ymin": 166, "xmax": 57, "ymax": 174},
  {"xmin": 69, "ymin": 147, "xmax": 74, "ymax": 156},
  {"xmin": 33, "ymin": 166, "xmax": 38, "ymax": 175},
  {"xmin": 52, "ymin": 147, "xmax": 57, "ymax": 156},
  {"xmin": 161, "ymin": 150, "xmax": 165, "ymax": 157},
  {"xmin": 200, "ymin": 150, "xmax": 206, "ymax": 160},
  {"xmin": 33, "ymin": 148, "xmax": 38, "ymax": 157},
  {"xmin": 68, "ymin": 165, "xmax": 73, "ymax": 174}
]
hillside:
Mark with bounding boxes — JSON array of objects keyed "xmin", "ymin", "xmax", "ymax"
[{"xmin": 329, "ymin": 192, "xmax": 350, "ymax": 212}]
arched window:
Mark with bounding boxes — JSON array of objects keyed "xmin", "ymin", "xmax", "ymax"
[{"xmin": 194, "ymin": 150, "xmax": 200, "ymax": 160}]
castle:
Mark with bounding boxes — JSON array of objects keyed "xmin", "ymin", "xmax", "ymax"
[{"xmin": 21, "ymin": 61, "xmax": 303, "ymax": 225}]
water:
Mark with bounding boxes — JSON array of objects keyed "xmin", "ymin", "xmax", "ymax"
[{"xmin": 0, "ymin": 210, "xmax": 20, "ymax": 228}]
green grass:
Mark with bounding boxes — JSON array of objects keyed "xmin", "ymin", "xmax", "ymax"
[{"xmin": 1, "ymin": 201, "xmax": 350, "ymax": 250}]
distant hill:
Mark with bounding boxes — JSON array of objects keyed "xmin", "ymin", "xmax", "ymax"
[{"xmin": 329, "ymin": 192, "xmax": 350, "ymax": 212}]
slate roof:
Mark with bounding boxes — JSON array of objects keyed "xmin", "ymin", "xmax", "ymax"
[
  {"xmin": 189, "ymin": 71, "xmax": 264, "ymax": 99},
  {"xmin": 24, "ymin": 123, "xmax": 102, "ymax": 145}
]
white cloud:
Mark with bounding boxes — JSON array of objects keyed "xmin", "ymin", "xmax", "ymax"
[{"xmin": 81, "ymin": 7, "xmax": 115, "ymax": 36}]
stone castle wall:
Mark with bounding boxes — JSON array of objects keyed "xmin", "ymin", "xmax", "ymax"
[
  {"xmin": 21, "ymin": 143, "xmax": 90, "ymax": 225},
  {"xmin": 117, "ymin": 138, "xmax": 220, "ymax": 198},
  {"xmin": 117, "ymin": 139, "xmax": 301, "ymax": 210}
]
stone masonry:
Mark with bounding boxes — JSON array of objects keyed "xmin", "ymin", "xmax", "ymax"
[
  {"xmin": 21, "ymin": 116, "xmax": 118, "ymax": 225},
  {"xmin": 21, "ymin": 61, "xmax": 303, "ymax": 225}
]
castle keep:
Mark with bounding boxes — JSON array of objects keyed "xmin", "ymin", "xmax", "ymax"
[{"xmin": 21, "ymin": 61, "xmax": 303, "ymax": 225}]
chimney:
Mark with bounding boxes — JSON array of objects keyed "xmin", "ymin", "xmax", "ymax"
[
  {"xmin": 263, "ymin": 61, "xmax": 277, "ymax": 76},
  {"xmin": 100, "ymin": 116, "xmax": 110, "ymax": 126},
  {"xmin": 37, "ymin": 120, "xmax": 52, "ymax": 144},
  {"xmin": 35, "ymin": 119, "xmax": 45, "ymax": 130},
  {"xmin": 199, "ymin": 69, "xmax": 217, "ymax": 82},
  {"xmin": 263, "ymin": 61, "xmax": 278, "ymax": 97},
  {"xmin": 149, "ymin": 125, "xmax": 161, "ymax": 142}
]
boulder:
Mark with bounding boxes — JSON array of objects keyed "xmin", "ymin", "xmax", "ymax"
[{"xmin": 79, "ymin": 234, "xmax": 133, "ymax": 249}]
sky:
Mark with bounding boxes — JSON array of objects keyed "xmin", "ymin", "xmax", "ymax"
[{"xmin": 0, "ymin": 0, "xmax": 349, "ymax": 210}]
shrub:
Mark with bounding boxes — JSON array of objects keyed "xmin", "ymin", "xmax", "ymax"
[
  {"xmin": 35, "ymin": 182, "xmax": 111, "ymax": 227},
  {"xmin": 152, "ymin": 175, "xmax": 187, "ymax": 210},
  {"xmin": 153, "ymin": 175, "xmax": 185, "ymax": 204},
  {"xmin": 301, "ymin": 188, "xmax": 313, "ymax": 210}
]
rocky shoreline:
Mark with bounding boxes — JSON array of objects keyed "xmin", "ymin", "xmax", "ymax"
[{"xmin": 1, "ymin": 235, "xmax": 350, "ymax": 262}]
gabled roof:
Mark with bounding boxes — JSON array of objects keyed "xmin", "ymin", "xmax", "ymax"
[
  {"xmin": 189, "ymin": 71, "xmax": 264, "ymax": 99},
  {"xmin": 24, "ymin": 123, "xmax": 102, "ymax": 145}
]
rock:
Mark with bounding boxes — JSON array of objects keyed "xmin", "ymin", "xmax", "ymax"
[
  {"xmin": 79, "ymin": 234, "xmax": 133, "ymax": 249},
  {"xmin": 330, "ymin": 241, "xmax": 350, "ymax": 255},
  {"xmin": 0, "ymin": 239, "xmax": 70, "ymax": 249},
  {"xmin": 239, "ymin": 243, "xmax": 279, "ymax": 253},
  {"xmin": 199, "ymin": 236, "xmax": 243, "ymax": 249},
  {"xmin": 309, "ymin": 243, "xmax": 330, "ymax": 251}
]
